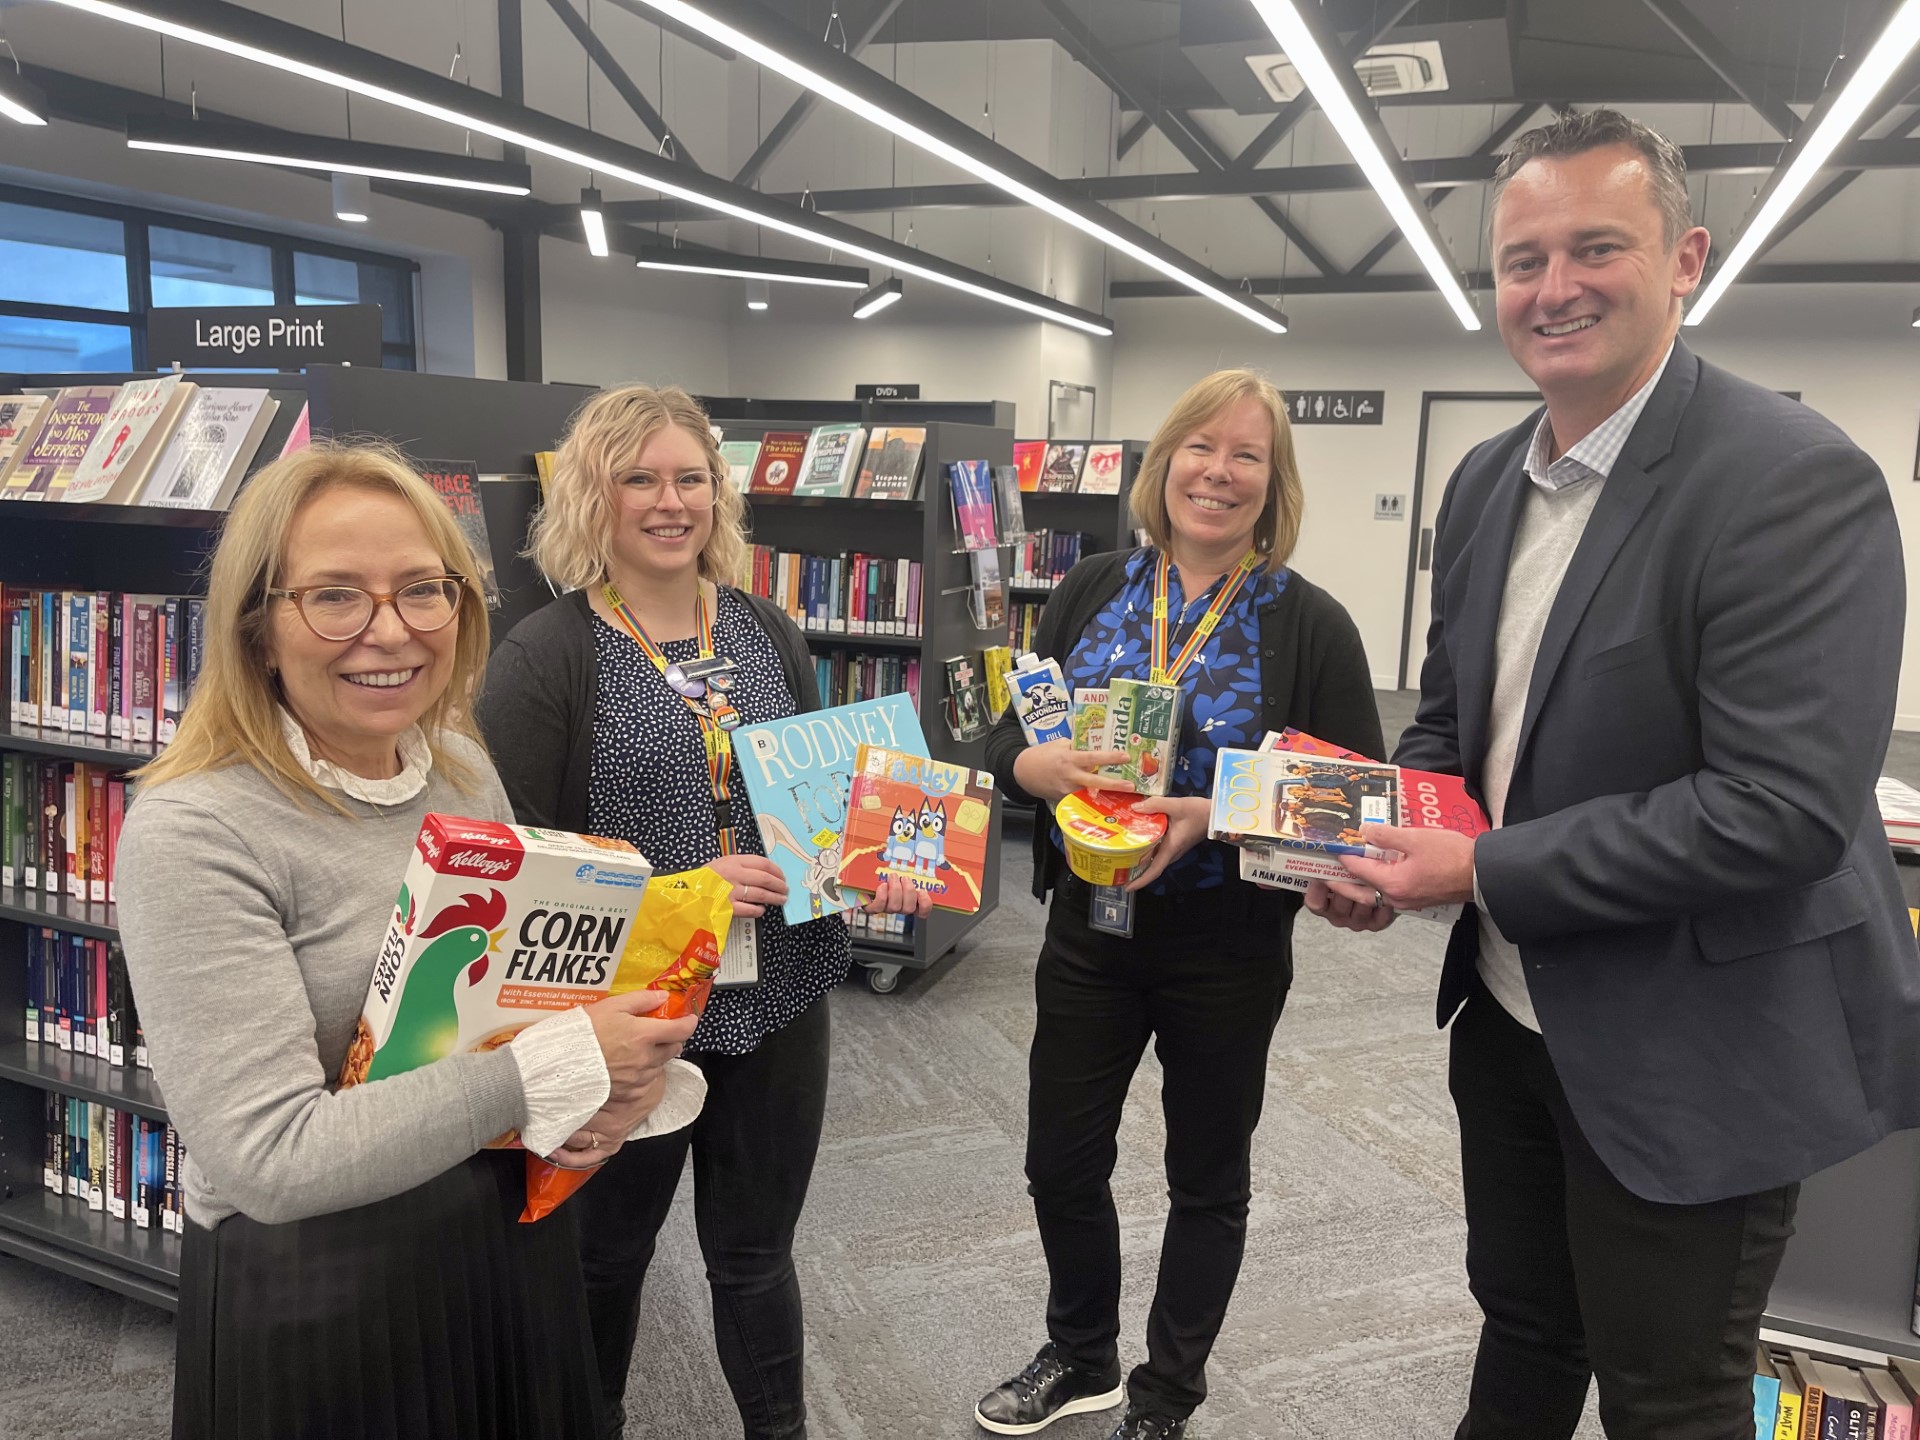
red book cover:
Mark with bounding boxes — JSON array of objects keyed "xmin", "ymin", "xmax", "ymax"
[
  {"xmin": 106, "ymin": 778, "xmax": 125, "ymax": 904},
  {"xmin": 86, "ymin": 768, "xmax": 108, "ymax": 902},
  {"xmin": 749, "ymin": 432, "xmax": 809, "ymax": 495},
  {"xmin": 1013, "ymin": 440, "xmax": 1046, "ymax": 493},
  {"xmin": 1268, "ymin": 728, "xmax": 1490, "ymax": 837},
  {"xmin": 837, "ymin": 743, "xmax": 995, "ymax": 914}
]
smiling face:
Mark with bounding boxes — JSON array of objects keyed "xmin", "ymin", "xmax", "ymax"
[
  {"xmin": 1163, "ymin": 394, "xmax": 1275, "ymax": 565},
  {"xmin": 608, "ymin": 422, "xmax": 716, "ymax": 587},
  {"xmin": 1491, "ymin": 144, "xmax": 1709, "ymax": 423},
  {"xmin": 269, "ymin": 485, "xmax": 459, "ymax": 776}
]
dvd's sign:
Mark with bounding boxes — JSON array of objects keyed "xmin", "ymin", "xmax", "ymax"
[
  {"xmin": 855, "ymin": 383, "xmax": 920, "ymax": 400},
  {"xmin": 147, "ymin": 304, "xmax": 383, "ymax": 369}
]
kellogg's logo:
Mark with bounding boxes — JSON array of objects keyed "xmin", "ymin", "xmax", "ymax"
[{"xmin": 421, "ymin": 814, "xmax": 526, "ymax": 881}]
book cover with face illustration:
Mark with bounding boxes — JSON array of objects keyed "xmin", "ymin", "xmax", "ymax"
[{"xmin": 838, "ymin": 744, "xmax": 995, "ymax": 914}]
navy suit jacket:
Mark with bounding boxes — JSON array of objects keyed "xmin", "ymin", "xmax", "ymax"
[{"xmin": 1398, "ymin": 341, "xmax": 1920, "ymax": 1204}]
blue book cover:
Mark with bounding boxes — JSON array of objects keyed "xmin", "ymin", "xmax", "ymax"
[
  {"xmin": 730, "ymin": 692, "xmax": 928, "ymax": 924},
  {"xmin": 1751, "ymin": 1370, "xmax": 1780, "ymax": 1440}
]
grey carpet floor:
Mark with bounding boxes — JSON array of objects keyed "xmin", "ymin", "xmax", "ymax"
[{"xmin": 8, "ymin": 691, "xmax": 1914, "ymax": 1438}]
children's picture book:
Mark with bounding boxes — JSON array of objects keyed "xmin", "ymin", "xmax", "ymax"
[
  {"xmin": 839, "ymin": 743, "xmax": 995, "ymax": 913},
  {"xmin": 3, "ymin": 387, "xmax": 117, "ymax": 501},
  {"xmin": 749, "ymin": 431, "xmax": 810, "ymax": 495},
  {"xmin": 731, "ymin": 693, "xmax": 927, "ymax": 925},
  {"xmin": 795, "ymin": 424, "xmax": 866, "ymax": 497},
  {"xmin": 141, "ymin": 388, "xmax": 279, "ymax": 510},
  {"xmin": 1012, "ymin": 440, "xmax": 1047, "ymax": 492},
  {"xmin": 64, "ymin": 375, "xmax": 194, "ymax": 505},
  {"xmin": 1072, "ymin": 686, "xmax": 1111, "ymax": 750},
  {"xmin": 416, "ymin": 460, "xmax": 499, "ymax": 605},
  {"xmin": 1210, "ymin": 748, "xmax": 1399, "ymax": 853},
  {"xmin": 718, "ymin": 439, "xmax": 763, "ymax": 493},
  {"xmin": 991, "ymin": 462, "xmax": 1027, "ymax": 540},
  {"xmin": 1038, "ymin": 442, "xmax": 1087, "ymax": 493},
  {"xmin": 855, "ymin": 427, "xmax": 927, "ymax": 500},
  {"xmin": 0, "ymin": 395, "xmax": 50, "ymax": 489},
  {"xmin": 1080, "ymin": 442, "xmax": 1126, "ymax": 495},
  {"xmin": 947, "ymin": 459, "xmax": 999, "ymax": 551}
]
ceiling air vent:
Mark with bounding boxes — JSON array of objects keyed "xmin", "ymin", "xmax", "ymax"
[{"xmin": 1246, "ymin": 39, "xmax": 1450, "ymax": 102}]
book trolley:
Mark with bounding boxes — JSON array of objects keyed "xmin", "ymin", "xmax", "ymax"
[
  {"xmin": 0, "ymin": 365, "xmax": 591, "ymax": 1309},
  {"xmin": 699, "ymin": 395, "xmax": 1012, "ymax": 993}
]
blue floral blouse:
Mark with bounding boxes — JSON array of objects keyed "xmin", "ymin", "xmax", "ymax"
[{"xmin": 1054, "ymin": 548, "xmax": 1288, "ymax": 892}]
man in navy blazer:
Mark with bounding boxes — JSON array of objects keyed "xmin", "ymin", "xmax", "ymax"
[{"xmin": 1320, "ymin": 110, "xmax": 1920, "ymax": 1439}]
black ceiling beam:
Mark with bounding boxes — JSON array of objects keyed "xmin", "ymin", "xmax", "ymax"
[
  {"xmin": 542, "ymin": 0, "xmax": 699, "ymax": 170},
  {"xmin": 1116, "ymin": 113, "xmax": 1152, "ymax": 161},
  {"xmin": 1227, "ymin": 0, "xmax": 1423, "ymax": 175},
  {"xmin": 1110, "ymin": 260, "xmax": 1920, "ymax": 299},
  {"xmin": 733, "ymin": 0, "xmax": 906, "ymax": 189},
  {"xmin": 1030, "ymin": 0, "xmax": 1335, "ymax": 274},
  {"xmin": 1638, "ymin": 0, "xmax": 1801, "ymax": 140},
  {"xmin": 1348, "ymin": 102, "xmax": 1543, "ymax": 277},
  {"xmin": 1750, "ymin": 66, "xmax": 1920, "ymax": 262}
]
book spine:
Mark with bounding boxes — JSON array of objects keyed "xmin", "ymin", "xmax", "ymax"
[
  {"xmin": 90, "ymin": 592, "xmax": 109, "ymax": 736},
  {"xmin": 91, "ymin": 938, "xmax": 108, "ymax": 1057},
  {"xmin": 17, "ymin": 757, "xmax": 35, "ymax": 890},
  {"xmin": 1, "ymin": 752, "xmax": 13, "ymax": 891},
  {"xmin": 132, "ymin": 1117, "xmax": 152, "ymax": 1229},
  {"xmin": 108, "ymin": 591, "xmax": 125, "ymax": 739},
  {"xmin": 106, "ymin": 777, "xmax": 124, "ymax": 905},
  {"xmin": 66, "ymin": 591, "xmax": 87, "ymax": 734},
  {"xmin": 87, "ymin": 767, "xmax": 107, "ymax": 903},
  {"xmin": 42, "ymin": 760, "xmax": 61, "ymax": 895},
  {"xmin": 165, "ymin": 1125, "xmax": 181, "ymax": 1232},
  {"xmin": 75, "ymin": 932, "xmax": 94, "ymax": 1057},
  {"xmin": 107, "ymin": 940, "xmax": 126, "ymax": 1066},
  {"xmin": 68, "ymin": 1098, "xmax": 85, "ymax": 1200},
  {"xmin": 63, "ymin": 764, "xmax": 82, "ymax": 899},
  {"xmin": 43, "ymin": 1090, "xmax": 62, "ymax": 1194},
  {"xmin": 103, "ymin": 1103, "xmax": 122, "ymax": 1220},
  {"xmin": 160, "ymin": 598, "xmax": 181, "ymax": 743},
  {"xmin": 131, "ymin": 600, "xmax": 156, "ymax": 742},
  {"xmin": 185, "ymin": 597, "xmax": 205, "ymax": 710}
]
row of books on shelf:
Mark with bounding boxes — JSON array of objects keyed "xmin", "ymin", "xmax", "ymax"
[
  {"xmin": 812, "ymin": 651, "xmax": 922, "ymax": 712},
  {"xmin": 743, "ymin": 547, "xmax": 924, "ymax": 638},
  {"xmin": 846, "ymin": 908, "xmax": 915, "ymax": 944},
  {"xmin": 6, "ymin": 587, "xmax": 202, "ymax": 743},
  {"xmin": 25, "ymin": 927, "xmax": 147, "ymax": 1070},
  {"xmin": 1010, "ymin": 530, "xmax": 1095, "ymax": 588},
  {"xmin": 0, "ymin": 380, "xmax": 296, "ymax": 511},
  {"xmin": 3, "ymin": 756, "xmax": 127, "ymax": 904},
  {"xmin": 1009, "ymin": 599, "xmax": 1045, "ymax": 656},
  {"xmin": 717, "ymin": 424, "xmax": 927, "ymax": 501},
  {"xmin": 1012, "ymin": 440, "xmax": 1127, "ymax": 496},
  {"xmin": 1756, "ymin": 1346, "xmax": 1919, "ymax": 1439},
  {"xmin": 46, "ymin": 1097, "xmax": 185, "ymax": 1234}
]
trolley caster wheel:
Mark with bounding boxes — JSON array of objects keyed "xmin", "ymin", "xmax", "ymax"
[{"xmin": 865, "ymin": 964, "xmax": 902, "ymax": 994}]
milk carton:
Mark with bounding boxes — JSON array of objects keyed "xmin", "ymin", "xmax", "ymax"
[{"xmin": 1008, "ymin": 653, "xmax": 1073, "ymax": 746}]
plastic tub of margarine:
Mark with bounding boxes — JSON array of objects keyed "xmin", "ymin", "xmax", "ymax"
[{"xmin": 1054, "ymin": 789, "xmax": 1169, "ymax": 886}]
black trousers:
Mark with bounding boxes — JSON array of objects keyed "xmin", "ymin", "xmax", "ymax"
[
  {"xmin": 1450, "ymin": 978, "xmax": 1798, "ymax": 1440},
  {"xmin": 574, "ymin": 996, "xmax": 832, "ymax": 1440},
  {"xmin": 1026, "ymin": 874, "xmax": 1296, "ymax": 1419}
]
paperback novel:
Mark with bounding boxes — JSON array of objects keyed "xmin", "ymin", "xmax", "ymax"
[
  {"xmin": 1038, "ymin": 443, "xmax": 1087, "ymax": 493},
  {"xmin": 1012, "ymin": 440, "xmax": 1047, "ymax": 492},
  {"xmin": 839, "ymin": 744, "xmax": 995, "ymax": 913},
  {"xmin": 718, "ymin": 439, "xmax": 763, "ymax": 493},
  {"xmin": 795, "ymin": 424, "xmax": 866, "ymax": 497},
  {"xmin": 856, "ymin": 427, "xmax": 927, "ymax": 500},
  {"xmin": 417, "ymin": 459, "xmax": 500, "ymax": 604},
  {"xmin": 749, "ymin": 432, "xmax": 810, "ymax": 495},
  {"xmin": 3, "ymin": 387, "xmax": 117, "ymax": 501},
  {"xmin": 1080, "ymin": 442, "xmax": 1125, "ymax": 495},
  {"xmin": 947, "ymin": 459, "xmax": 999, "ymax": 551},
  {"xmin": 64, "ymin": 375, "xmax": 193, "ymax": 505}
]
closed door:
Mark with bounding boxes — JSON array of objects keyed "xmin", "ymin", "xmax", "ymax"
[{"xmin": 1398, "ymin": 393, "xmax": 1540, "ymax": 689}]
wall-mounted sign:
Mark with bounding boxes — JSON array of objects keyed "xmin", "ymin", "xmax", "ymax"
[
  {"xmin": 147, "ymin": 304, "xmax": 383, "ymax": 370},
  {"xmin": 1286, "ymin": 390, "xmax": 1384, "ymax": 425},
  {"xmin": 856, "ymin": 382, "xmax": 921, "ymax": 400}
]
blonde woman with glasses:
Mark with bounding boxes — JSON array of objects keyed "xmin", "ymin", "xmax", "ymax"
[
  {"xmin": 115, "ymin": 443, "xmax": 702, "ymax": 1440},
  {"xmin": 476, "ymin": 384, "xmax": 927, "ymax": 1440}
]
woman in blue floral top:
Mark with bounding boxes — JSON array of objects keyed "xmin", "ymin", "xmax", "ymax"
[{"xmin": 978, "ymin": 370, "xmax": 1384, "ymax": 1440}]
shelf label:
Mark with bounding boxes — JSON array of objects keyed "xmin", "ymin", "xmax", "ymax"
[{"xmin": 148, "ymin": 304, "xmax": 382, "ymax": 369}]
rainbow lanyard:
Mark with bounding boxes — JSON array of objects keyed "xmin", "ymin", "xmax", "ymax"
[
  {"xmin": 603, "ymin": 583, "xmax": 739, "ymax": 855},
  {"xmin": 1149, "ymin": 549, "xmax": 1259, "ymax": 685}
]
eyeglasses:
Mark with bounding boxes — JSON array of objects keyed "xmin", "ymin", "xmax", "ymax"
[
  {"xmin": 268, "ymin": 575, "xmax": 466, "ymax": 642},
  {"xmin": 619, "ymin": 470, "xmax": 719, "ymax": 509}
]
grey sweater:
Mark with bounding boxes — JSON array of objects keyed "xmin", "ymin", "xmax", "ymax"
[{"xmin": 114, "ymin": 736, "xmax": 529, "ymax": 1227}]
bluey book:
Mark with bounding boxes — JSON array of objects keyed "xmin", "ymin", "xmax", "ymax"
[
  {"xmin": 731, "ymin": 693, "xmax": 927, "ymax": 925},
  {"xmin": 839, "ymin": 744, "xmax": 994, "ymax": 914}
]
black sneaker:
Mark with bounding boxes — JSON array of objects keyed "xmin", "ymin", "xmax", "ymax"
[
  {"xmin": 1107, "ymin": 1405, "xmax": 1188, "ymax": 1439},
  {"xmin": 974, "ymin": 1342, "xmax": 1125, "ymax": 1435}
]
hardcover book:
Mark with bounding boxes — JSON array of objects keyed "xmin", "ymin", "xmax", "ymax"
[
  {"xmin": 795, "ymin": 424, "xmax": 866, "ymax": 497},
  {"xmin": 64, "ymin": 375, "xmax": 194, "ymax": 505},
  {"xmin": 417, "ymin": 460, "xmax": 499, "ymax": 604},
  {"xmin": 729, "ymin": 692, "xmax": 927, "ymax": 925},
  {"xmin": 946, "ymin": 459, "xmax": 999, "ymax": 551},
  {"xmin": 749, "ymin": 431, "xmax": 810, "ymax": 495},
  {"xmin": 856, "ymin": 427, "xmax": 927, "ymax": 500},
  {"xmin": 1038, "ymin": 442, "xmax": 1087, "ymax": 493},
  {"xmin": 718, "ymin": 439, "xmax": 763, "ymax": 494},
  {"xmin": 1013, "ymin": 439, "xmax": 1047, "ymax": 492},
  {"xmin": 838, "ymin": 743, "xmax": 995, "ymax": 913},
  {"xmin": 1080, "ymin": 442, "xmax": 1126, "ymax": 495},
  {"xmin": 0, "ymin": 395, "xmax": 50, "ymax": 487},
  {"xmin": 141, "ymin": 388, "xmax": 279, "ymax": 510},
  {"xmin": 2, "ymin": 387, "xmax": 117, "ymax": 501}
]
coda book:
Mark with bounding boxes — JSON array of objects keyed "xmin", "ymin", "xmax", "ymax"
[
  {"xmin": 729, "ymin": 693, "xmax": 927, "ymax": 925},
  {"xmin": 1209, "ymin": 749, "xmax": 1399, "ymax": 853},
  {"xmin": 838, "ymin": 744, "xmax": 995, "ymax": 914}
]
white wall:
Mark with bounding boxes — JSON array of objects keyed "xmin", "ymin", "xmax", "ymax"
[{"xmin": 1109, "ymin": 287, "xmax": 1920, "ymax": 729}]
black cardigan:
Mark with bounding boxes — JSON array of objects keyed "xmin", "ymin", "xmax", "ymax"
[
  {"xmin": 983, "ymin": 549, "xmax": 1386, "ymax": 901},
  {"xmin": 474, "ymin": 586, "xmax": 821, "ymax": 833}
]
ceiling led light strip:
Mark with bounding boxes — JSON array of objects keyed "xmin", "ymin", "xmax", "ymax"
[
  {"xmin": 621, "ymin": 0, "xmax": 1280, "ymax": 334},
  {"xmin": 1686, "ymin": 0, "xmax": 1920, "ymax": 325},
  {"xmin": 636, "ymin": 258, "xmax": 868, "ymax": 288},
  {"xmin": 125, "ymin": 116, "xmax": 532, "ymax": 193},
  {"xmin": 44, "ymin": 0, "xmax": 1113, "ymax": 337},
  {"xmin": 1247, "ymin": 0, "xmax": 1480, "ymax": 331},
  {"xmin": 128, "ymin": 140, "xmax": 533, "ymax": 193}
]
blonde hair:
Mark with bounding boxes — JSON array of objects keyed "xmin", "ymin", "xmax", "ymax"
[
  {"xmin": 1128, "ymin": 369, "xmax": 1304, "ymax": 573},
  {"xmin": 529, "ymin": 383, "xmax": 748, "ymax": 590},
  {"xmin": 135, "ymin": 442, "xmax": 492, "ymax": 811}
]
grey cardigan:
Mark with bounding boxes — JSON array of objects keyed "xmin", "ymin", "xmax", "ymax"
[{"xmin": 476, "ymin": 586, "xmax": 821, "ymax": 833}]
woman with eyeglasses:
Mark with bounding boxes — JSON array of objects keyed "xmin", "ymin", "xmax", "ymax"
[
  {"xmin": 114, "ymin": 443, "xmax": 703, "ymax": 1440},
  {"xmin": 476, "ymin": 384, "xmax": 929, "ymax": 1440}
]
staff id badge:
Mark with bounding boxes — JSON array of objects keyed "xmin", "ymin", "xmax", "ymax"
[
  {"xmin": 715, "ymin": 915, "xmax": 760, "ymax": 988},
  {"xmin": 1088, "ymin": 884, "xmax": 1136, "ymax": 938}
]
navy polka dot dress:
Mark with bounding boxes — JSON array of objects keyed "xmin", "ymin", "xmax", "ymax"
[{"xmin": 588, "ymin": 586, "xmax": 851, "ymax": 1056}]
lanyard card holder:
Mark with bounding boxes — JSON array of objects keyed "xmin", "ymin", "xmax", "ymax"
[{"xmin": 1088, "ymin": 884, "xmax": 1136, "ymax": 938}]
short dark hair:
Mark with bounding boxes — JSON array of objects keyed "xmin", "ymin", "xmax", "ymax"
[{"xmin": 1490, "ymin": 109, "xmax": 1694, "ymax": 247}]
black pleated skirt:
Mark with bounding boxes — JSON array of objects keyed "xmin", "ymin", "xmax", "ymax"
[{"xmin": 173, "ymin": 1151, "xmax": 604, "ymax": 1440}]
